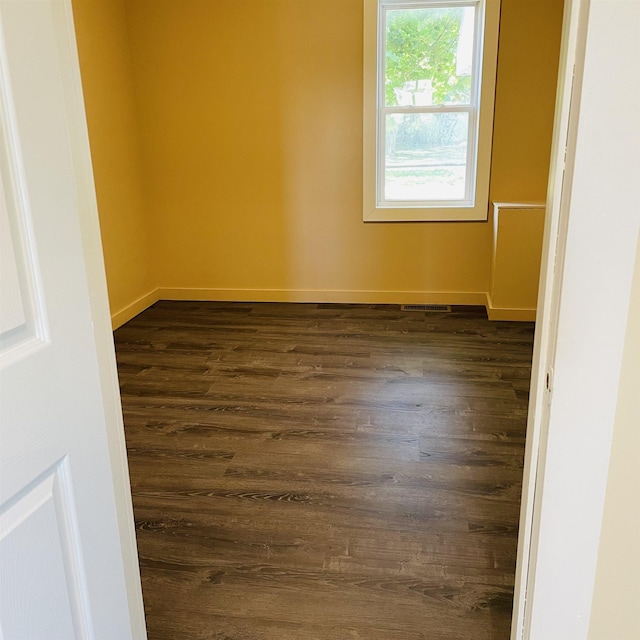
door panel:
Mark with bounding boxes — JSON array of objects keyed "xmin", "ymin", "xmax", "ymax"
[
  {"xmin": 0, "ymin": 1, "xmax": 145, "ymax": 638},
  {"xmin": 0, "ymin": 43, "xmax": 48, "ymax": 366},
  {"xmin": 1, "ymin": 461, "xmax": 91, "ymax": 639}
]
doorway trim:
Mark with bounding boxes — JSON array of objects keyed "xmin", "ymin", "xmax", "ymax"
[
  {"xmin": 510, "ymin": 0, "xmax": 588, "ymax": 636},
  {"xmin": 512, "ymin": 0, "xmax": 640, "ymax": 637}
]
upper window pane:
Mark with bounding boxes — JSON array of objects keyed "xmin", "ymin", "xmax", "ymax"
[{"xmin": 384, "ymin": 6, "xmax": 476, "ymax": 107}]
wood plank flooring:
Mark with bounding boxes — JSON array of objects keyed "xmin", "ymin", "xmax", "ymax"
[{"xmin": 114, "ymin": 301, "xmax": 535, "ymax": 640}]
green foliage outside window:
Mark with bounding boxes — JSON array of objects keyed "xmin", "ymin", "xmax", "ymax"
[
  {"xmin": 385, "ymin": 7, "xmax": 473, "ymax": 155},
  {"xmin": 385, "ymin": 8, "xmax": 471, "ymax": 107}
]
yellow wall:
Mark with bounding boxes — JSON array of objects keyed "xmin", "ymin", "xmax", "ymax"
[
  {"xmin": 119, "ymin": 0, "xmax": 563, "ymax": 305},
  {"xmin": 486, "ymin": 0, "xmax": 564, "ymax": 319},
  {"xmin": 490, "ymin": 205, "xmax": 546, "ymax": 319},
  {"xmin": 73, "ymin": 0, "xmax": 155, "ymax": 326},
  {"xmin": 490, "ymin": 0, "xmax": 564, "ymax": 203},
  {"xmin": 73, "ymin": 0, "xmax": 564, "ymax": 321},
  {"xmin": 588, "ymin": 229, "xmax": 640, "ymax": 640}
]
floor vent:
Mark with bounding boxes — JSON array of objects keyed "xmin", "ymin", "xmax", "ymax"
[{"xmin": 401, "ymin": 304, "xmax": 452, "ymax": 312}]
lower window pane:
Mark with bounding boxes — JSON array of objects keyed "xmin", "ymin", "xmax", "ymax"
[{"xmin": 384, "ymin": 112, "xmax": 469, "ymax": 202}]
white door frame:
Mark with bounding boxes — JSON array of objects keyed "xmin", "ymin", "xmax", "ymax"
[
  {"xmin": 512, "ymin": 0, "xmax": 640, "ymax": 637},
  {"xmin": 510, "ymin": 0, "xmax": 588, "ymax": 636}
]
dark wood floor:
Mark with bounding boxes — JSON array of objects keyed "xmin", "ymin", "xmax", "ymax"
[{"xmin": 114, "ymin": 301, "xmax": 534, "ymax": 640}]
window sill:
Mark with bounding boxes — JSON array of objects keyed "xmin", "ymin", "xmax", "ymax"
[{"xmin": 363, "ymin": 204, "xmax": 489, "ymax": 222}]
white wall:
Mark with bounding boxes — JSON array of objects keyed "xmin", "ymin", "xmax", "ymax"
[
  {"xmin": 588, "ymin": 228, "xmax": 640, "ymax": 640},
  {"xmin": 525, "ymin": 1, "xmax": 640, "ymax": 638}
]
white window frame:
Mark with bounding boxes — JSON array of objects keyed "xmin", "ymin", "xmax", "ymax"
[{"xmin": 363, "ymin": 0, "xmax": 501, "ymax": 222}]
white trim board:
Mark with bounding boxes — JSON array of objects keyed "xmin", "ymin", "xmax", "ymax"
[
  {"xmin": 514, "ymin": 0, "xmax": 640, "ymax": 637},
  {"xmin": 485, "ymin": 292, "xmax": 536, "ymax": 322},
  {"xmin": 110, "ymin": 289, "xmax": 159, "ymax": 330},
  {"xmin": 155, "ymin": 287, "xmax": 487, "ymax": 306},
  {"xmin": 110, "ymin": 287, "xmax": 542, "ymax": 328}
]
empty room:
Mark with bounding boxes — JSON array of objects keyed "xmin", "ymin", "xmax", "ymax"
[
  {"xmin": 73, "ymin": 0, "xmax": 561, "ymax": 636},
  {"xmin": 1, "ymin": 0, "xmax": 638, "ymax": 639}
]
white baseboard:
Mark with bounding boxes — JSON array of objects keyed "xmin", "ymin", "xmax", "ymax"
[
  {"xmin": 485, "ymin": 292, "xmax": 537, "ymax": 321},
  {"xmin": 156, "ymin": 287, "xmax": 488, "ymax": 307},
  {"xmin": 110, "ymin": 288, "xmax": 159, "ymax": 330},
  {"xmin": 110, "ymin": 287, "xmax": 537, "ymax": 327}
]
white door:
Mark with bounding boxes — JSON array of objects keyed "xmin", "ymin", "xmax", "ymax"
[{"xmin": 0, "ymin": 1, "xmax": 145, "ymax": 639}]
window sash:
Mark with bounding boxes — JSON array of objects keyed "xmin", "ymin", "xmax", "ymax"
[
  {"xmin": 380, "ymin": 0, "xmax": 481, "ymax": 109},
  {"xmin": 377, "ymin": 0, "xmax": 483, "ymax": 209},
  {"xmin": 378, "ymin": 106, "xmax": 477, "ymax": 207}
]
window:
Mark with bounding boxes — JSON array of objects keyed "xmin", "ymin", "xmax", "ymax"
[{"xmin": 363, "ymin": 0, "xmax": 500, "ymax": 221}]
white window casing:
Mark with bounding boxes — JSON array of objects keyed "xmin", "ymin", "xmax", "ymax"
[{"xmin": 363, "ymin": 0, "xmax": 501, "ymax": 222}]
